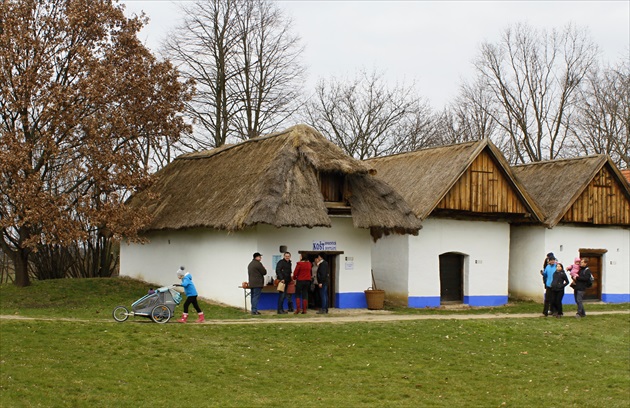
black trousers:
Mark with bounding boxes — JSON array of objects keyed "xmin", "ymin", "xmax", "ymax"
[
  {"xmin": 183, "ymin": 295, "xmax": 202, "ymax": 313},
  {"xmin": 550, "ymin": 290, "xmax": 565, "ymax": 315},
  {"xmin": 295, "ymin": 280, "xmax": 310, "ymax": 301},
  {"xmin": 543, "ymin": 287, "xmax": 553, "ymax": 316}
]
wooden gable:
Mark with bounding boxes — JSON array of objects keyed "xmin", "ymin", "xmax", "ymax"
[
  {"xmin": 562, "ymin": 165, "xmax": 630, "ymax": 225},
  {"xmin": 436, "ymin": 149, "xmax": 527, "ymax": 215}
]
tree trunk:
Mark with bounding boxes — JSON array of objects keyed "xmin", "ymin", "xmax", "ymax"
[{"xmin": 13, "ymin": 247, "xmax": 30, "ymax": 287}]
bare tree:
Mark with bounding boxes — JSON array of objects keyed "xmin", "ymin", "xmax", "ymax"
[
  {"xmin": 469, "ymin": 23, "xmax": 599, "ymax": 163},
  {"xmin": 571, "ymin": 60, "xmax": 629, "ymax": 168},
  {"xmin": 164, "ymin": 0, "xmax": 305, "ymax": 149},
  {"xmin": 303, "ymin": 69, "xmax": 438, "ymax": 159},
  {"xmin": 437, "ymin": 78, "xmax": 498, "ymax": 145}
]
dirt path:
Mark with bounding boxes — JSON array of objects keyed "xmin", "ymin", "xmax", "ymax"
[{"xmin": 1, "ymin": 310, "xmax": 627, "ymax": 325}]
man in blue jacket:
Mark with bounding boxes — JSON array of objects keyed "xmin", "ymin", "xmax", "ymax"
[{"xmin": 541, "ymin": 256, "xmax": 557, "ymax": 316}]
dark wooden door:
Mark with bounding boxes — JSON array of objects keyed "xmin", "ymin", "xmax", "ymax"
[
  {"xmin": 299, "ymin": 251, "xmax": 339, "ymax": 309},
  {"xmin": 579, "ymin": 252, "xmax": 602, "ymax": 300},
  {"xmin": 440, "ymin": 253, "xmax": 463, "ymax": 303}
]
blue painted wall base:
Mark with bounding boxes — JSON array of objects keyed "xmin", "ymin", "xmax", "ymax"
[
  {"xmin": 255, "ymin": 292, "xmax": 370, "ymax": 310},
  {"xmin": 408, "ymin": 296, "xmax": 441, "ymax": 308},
  {"xmin": 602, "ymin": 293, "xmax": 630, "ymax": 303},
  {"xmin": 464, "ymin": 295, "xmax": 508, "ymax": 307},
  {"xmin": 408, "ymin": 295, "xmax": 507, "ymax": 308}
]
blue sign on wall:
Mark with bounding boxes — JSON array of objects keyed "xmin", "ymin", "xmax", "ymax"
[{"xmin": 312, "ymin": 241, "xmax": 336, "ymax": 251}]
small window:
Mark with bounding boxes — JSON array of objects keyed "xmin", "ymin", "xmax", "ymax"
[{"xmin": 319, "ymin": 172, "xmax": 345, "ymax": 202}]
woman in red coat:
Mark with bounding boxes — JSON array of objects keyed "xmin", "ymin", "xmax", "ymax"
[{"xmin": 292, "ymin": 254, "xmax": 313, "ymax": 314}]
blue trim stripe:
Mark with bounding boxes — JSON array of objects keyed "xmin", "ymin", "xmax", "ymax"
[
  {"xmin": 336, "ymin": 292, "xmax": 367, "ymax": 309},
  {"xmin": 464, "ymin": 295, "xmax": 508, "ymax": 307},
  {"xmin": 408, "ymin": 296, "xmax": 441, "ymax": 308},
  {"xmin": 602, "ymin": 293, "xmax": 630, "ymax": 303},
  {"xmin": 256, "ymin": 292, "xmax": 371, "ymax": 310},
  {"xmin": 408, "ymin": 296, "xmax": 508, "ymax": 308}
]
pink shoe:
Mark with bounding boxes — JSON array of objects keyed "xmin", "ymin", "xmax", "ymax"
[
  {"xmin": 195, "ymin": 313, "xmax": 205, "ymax": 323},
  {"xmin": 177, "ymin": 313, "xmax": 188, "ymax": 323}
]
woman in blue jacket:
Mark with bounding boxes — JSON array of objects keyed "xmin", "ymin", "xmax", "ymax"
[{"xmin": 175, "ymin": 266, "xmax": 204, "ymax": 323}]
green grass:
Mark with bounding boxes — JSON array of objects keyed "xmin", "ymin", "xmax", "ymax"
[{"xmin": 1, "ymin": 278, "xmax": 629, "ymax": 407}]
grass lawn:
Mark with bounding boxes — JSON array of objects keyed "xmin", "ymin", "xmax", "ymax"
[{"xmin": 1, "ymin": 278, "xmax": 629, "ymax": 407}]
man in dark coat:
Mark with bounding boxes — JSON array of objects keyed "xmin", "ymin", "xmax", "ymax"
[
  {"xmin": 248, "ymin": 252, "xmax": 267, "ymax": 315},
  {"xmin": 573, "ymin": 258, "xmax": 592, "ymax": 318},
  {"xmin": 315, "ymin": 253, "xmax": 329, "ymax": 314},
  {"xmin": 275, "ymin": 252, "xmax": 292, "ymax": 314}
]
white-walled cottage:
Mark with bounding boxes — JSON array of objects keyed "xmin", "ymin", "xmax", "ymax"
[
  {"xmin": 366, "ymin": 140, "xmax": 542, "ymax": 308},
  {"xmin": 120, "ymin": 125, "xmax": 421, "ymax": 310},
  {"xmin": 510, "ymin": 156, "xmax": 630, "ymax": 303}
]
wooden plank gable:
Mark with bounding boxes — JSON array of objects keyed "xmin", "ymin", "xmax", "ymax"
[
  {"xmin": 563, "ymin": 165, "xmax": 630, "ymax": 225},
  {"xmin": 436, "ymin": 149, "xmax": 527, "ymax": 214}
]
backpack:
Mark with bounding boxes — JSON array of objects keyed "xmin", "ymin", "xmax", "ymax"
[{"xmin": 585, "ymin": 268, "xmax": 594, "ymax": 288}]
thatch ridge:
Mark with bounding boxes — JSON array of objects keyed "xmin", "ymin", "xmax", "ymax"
[
  {"xmin": 365, "ymin": 139, "xmax": 543, "ymax": 222},
  {"xmin": 512, "ymin": 155, "xmax": 630, "ymax": 226},
  {"xmin": 127, "ymin": 124, "xmax": 421, "ymax": 236},
  {"xmin": 365, "ymin": 141, "xmax": 482, "ymax": 219}
]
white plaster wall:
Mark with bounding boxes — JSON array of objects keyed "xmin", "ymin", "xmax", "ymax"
[
  {"xmin": 120, "ymin": 217, "xmax": 373, "ymax": 308},
  {"xmin": 120, "ymin": 228, "xmax": 258, "ymax": 308},
  {"xmin": 508, "ymin": 226, "xmax": 547, "ymax": 301},
  {"xmin": 408, "ymin": 219, "xmax": 511, "ymax": 299},
  {"xmin": 257, "ymin": 216, "xmax": 373, "ymax": 293},
  {"xmin": 544, "ymin": 226, "xmax": 630, "ymax": 296},
  {"xmin": 371, "ymin": 233, "xmax": 409, "ymax": 299},
  {"xmin": 509, "ymin": 225, "xmax": 630, "ymax": 301}
]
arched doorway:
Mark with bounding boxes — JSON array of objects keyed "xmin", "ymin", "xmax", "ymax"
[{"xmin": 440, "ymin": 253, "xmax": 464, "ymax": 304}]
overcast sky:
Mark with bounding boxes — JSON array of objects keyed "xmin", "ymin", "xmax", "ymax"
[{"xmin": 120, "ymin": 0, "xmax": 630, "ymax": 109}]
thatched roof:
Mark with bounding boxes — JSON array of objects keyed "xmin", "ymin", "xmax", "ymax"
[
  {"xmin": 127, "ymin": 124, "xmax": 421, "ymax": 237},
  {"xmin": 365, "ymin": 139, "xmax": 542, "ymax": 221},
  {"xmin": 511, "ymin": 155, "xmax": 630, "ymax": 227}
]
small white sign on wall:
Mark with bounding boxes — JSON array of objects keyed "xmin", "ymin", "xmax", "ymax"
[
  {"xmin": 345, "ymin": 262, "xmax": 354, "ymax": 270},
  {"xmin": 312, "ymin": 240, "xmax": 336, "ymax": 251}
]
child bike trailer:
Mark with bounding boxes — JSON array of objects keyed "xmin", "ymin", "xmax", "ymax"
[{"xmin": 113, "ymin": 286, "xmax": 182, "ymax": 324}]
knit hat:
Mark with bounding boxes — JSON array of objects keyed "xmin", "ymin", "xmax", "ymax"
[
  {"xmin": 176, "ymin": 266, "xmax": 185, "ymax": 277},
  {"xmin": 574, "ymin": 257, "xmax": 581, "ymax": 263}
]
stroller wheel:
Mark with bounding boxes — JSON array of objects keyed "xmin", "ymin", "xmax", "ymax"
[
  {"xmin": 151, "ymin": 304, "xmax": 171, "ymax": 324},
  {"xmin": 113, "ymin": 306, "xmax": 130, "ymax": 322}
]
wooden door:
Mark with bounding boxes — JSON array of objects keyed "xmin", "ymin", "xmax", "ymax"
[
  {"xmin": 440, "ymin": 253, "xmax": 463, "ymax": 303},
  {"xmin": 579, "ymin": 252, "xmax": 602, "ymax": 300},
  {"xmin": 299, "ymin": 251, "xmax": 339, "ymax": 309}
]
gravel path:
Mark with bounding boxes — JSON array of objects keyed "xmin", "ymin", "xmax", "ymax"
[{"xmin": 1, "ymin": 309, "xmax": 627, "ymax": 325}]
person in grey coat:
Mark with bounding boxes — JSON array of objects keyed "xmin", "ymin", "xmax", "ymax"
[{"xmin": 248, "ymin": 252, "xmax": 267, "ymax": 315}]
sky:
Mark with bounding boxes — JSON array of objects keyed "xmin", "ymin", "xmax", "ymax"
[{"xmin": 119, "ymin": 0, "xmax": 630, "ymax": 109}]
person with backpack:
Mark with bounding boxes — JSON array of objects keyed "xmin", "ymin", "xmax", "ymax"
[{"xmin": 573, "ymin": 258, "xmax": 593, "ymax": 318}]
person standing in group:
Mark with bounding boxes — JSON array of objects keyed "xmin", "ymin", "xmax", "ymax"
[
  {"xmin": 248, "ymin": 252, "xmax": 267, "ymax": 315},
  {"xmin": 567, "ymin": 257, "xmax": 581, "ymax": 287},
  {"xmin": 573, "ymin": 258, "xmax": 592, "ymax": 318},
  {"xmin": 550, "ymin": 262, "xmax": 570, "ymax": 318},
  {"xmin": 276, "ymin": 252, "xmax": 292, "ymax": 314},
  {"xmin": 310, "ymin": 257, "xmax": 319, "ymax": 309},
  {"xmin": 292, "ymin": 253, "xmax": 312, "ymax": 314},
  {"xmin": 315, "ymin": 253, "xmax": 329, "ymax": 314},
  {"xmin": 541, "ymin": 255, "xmax": 557, "ymax": 317},
  {"xmin": 174, "ymin": 266, "xmax": 204, "ymax": 323}
]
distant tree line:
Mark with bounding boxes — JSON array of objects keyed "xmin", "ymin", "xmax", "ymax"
[{"xmin": 1, "ymin": 0, "xmax": 627, "ymax": 286}]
